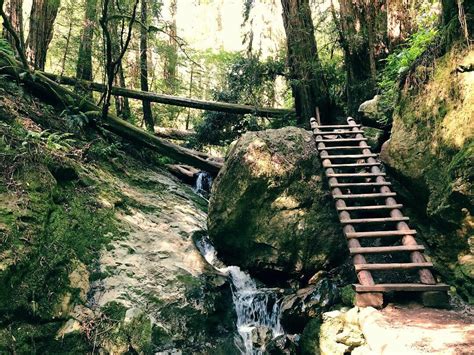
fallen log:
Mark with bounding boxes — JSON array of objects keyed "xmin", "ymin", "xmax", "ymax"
[
  {"xmin": 41, "ymin": 72, "xmax": 295, "ymax": 118},
  {"xmin": 166, "ymin": 164, "xmax": 199, "ymax": 185},
  {"xmin": 0, "ymin": 60, "xmax": 223, "ymax": 174},
  {"xmin": 154, "ymin": 126, "xmax": 195, "ymax": 141}
]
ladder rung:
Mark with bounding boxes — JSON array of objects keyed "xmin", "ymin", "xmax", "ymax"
[
  {"xmin": 354, "ymin": 262, "xmax": 433, "ymax": 271},
  {"xmin": 346, "ymin": 230, "xmax": 417, "ymax": 238},
  {"xmin": 337, "ymin": 204, "xmax": 403, "ymax": 211},
  {"xmin": 323, "ymin": 154, "xmax": 377, "ymax": 159},
  {"xmin": 354, "ymin": 283, "xmax": 449, "ymax": 292},
  {"xmin": 327, "ymin": 172, "xmax": 386, "ymax": 177},
  {"xmin": 315, "ymin": 138, "xmax": 368, "ymax": 143},
  {"xmin": 349, "ymin": 245, "xmax": 424, "ymax": 254},
  {"xmin": 341, "ymin": 217, "xmax": 409, "ymax": 224},
  {"xmin": 315, "ymin": 124, "xmax": 361, "ymax": 129},
  {"xmin": 333, "ymin": 192, "xmax": 396, "ymax": 199},
  {"xmin": 330, "ymin": 182, "xmax": 392, "ymax": 187},
  {"xmin": 316, "ymin": 130, "xmax": 363, "ymax": 135},
  {"xmin": 318, "ymin": 146, "xmax": 366, "ymax": 150},
  {"xmin": 325, "ymin": 162, "xmax": 381, "ymax": 168}
]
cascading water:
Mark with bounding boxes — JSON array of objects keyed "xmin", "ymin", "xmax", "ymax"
[
  {"xmin": 194, "ymin": 171, "xmax": 213, "ymax": 196},
  {"xmin": 196, "ymin": 236, "xmax": 283, "ymax": 354}
]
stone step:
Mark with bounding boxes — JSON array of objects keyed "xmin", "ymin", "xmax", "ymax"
[
  {"xmin": 354, "ymin": 262, "xmax": 433, "ymax": 271},
  {"xmin": 349, "ymin": 245, "xmax": 424, "ymax": 254},
  {"xmin": 345, "ymin": 230, "xmax": 417, "ymax": 238},
  {"xmin": 354, "ymin": 283, "xmax": 449, "ymax": 292},
  {"xmin": 341, "ymin": 216, "xmax": 409, "ymax": 224}
]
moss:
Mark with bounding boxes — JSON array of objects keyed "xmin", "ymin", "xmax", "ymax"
[
  {"xmin": 340, "ymin": 285, "xmax": 355, "ymax": 307},
  {"xmin": 299, "ymin": 318, "xmax": 322, "ymax": 355}
]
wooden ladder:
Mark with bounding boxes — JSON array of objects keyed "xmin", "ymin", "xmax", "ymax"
[{"xmin": 310, "ymin": 117, "xmax": 449, "ymax": 307}]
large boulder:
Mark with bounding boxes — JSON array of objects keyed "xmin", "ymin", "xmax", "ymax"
[
  {"xmin": 380, "ymin": 47, "xmax": 474, "ymax": 302},
  {"xmin": 208, "ymin": 127, "xmax": 346, "ymax": 283}
]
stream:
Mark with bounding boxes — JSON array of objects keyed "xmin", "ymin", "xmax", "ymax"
[{"xmin": 196, "ymin": 236, "xmax": 284, "ymax": 354}]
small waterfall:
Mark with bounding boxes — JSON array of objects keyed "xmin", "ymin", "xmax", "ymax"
[
  {"xmin": 194, "ymin": 171, "xmax": 212, "ymax": 195},
  {"xmin": 196, "ymin": 236, "xmax": 283, "ymax": 354}
]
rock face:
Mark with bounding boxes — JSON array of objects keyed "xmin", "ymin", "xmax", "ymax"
[
  {"xmin": 380, "ymin": 47, "xmax": 474, "ymax": 302},
  {"xmin": 208, "ymin": 127, "xmax": 346, "ymax": 283}
]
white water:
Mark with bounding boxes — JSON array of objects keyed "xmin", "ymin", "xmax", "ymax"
[
  {"xmin": 194, "ymin": 171, "xmax": 213, "ymax": 195},
  {"xmin": 196, "ymin": 236, "xmax": 283, "ymax": 354}
]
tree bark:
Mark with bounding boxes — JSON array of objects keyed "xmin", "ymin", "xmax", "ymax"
[
  {"xmin": 42, "ymin": 72, "xmax": 295, "ymax": 117},
  {"xmin": 75, "ymin": 0, "xmax": 97, "ymax": 93},
  {"xmin": 163, "ymin": 0, "xmax": 178, "ymax": 94},
  {"xmin": 140, "ymin": 0, "xmax": 154, "ymax": 132},
  {"xmin": 26, "ymin": 0, "xmax": 61, "ymax": 70},
  {"xmin": 2, "ymin": 0, "xmax": 23, "ymax": 50},
  {"xmin": 155, "ymin": 127, "xmax": 195, "ymax": 140},
  {"xmin": 115, "ymin": 63, "xmax": 131, "ymax": 119},
  {"xmin": 281, "ymin": 0, "xmax": 331, "ymax": 125}
]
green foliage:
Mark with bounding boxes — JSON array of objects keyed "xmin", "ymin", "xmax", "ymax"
[
  {"xmin": 0, "ymin": 38, "xmax": 14, "ymax": 56},
  {"xmin": 377, "ymin": 28, "xmax": 438, "ymax": 123},
  {"xmin": 193, "ymin": 55, "xmax": 288, "ymax": 147},
  {"xmin": 25, "ymin": 130, "xmax": 76, "ymax": 151}
]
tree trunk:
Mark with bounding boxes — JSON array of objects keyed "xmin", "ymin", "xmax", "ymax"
[
  {"xmin": 163, "ymin": 0, "xmax": 178, "ymax": 94},
  {"xmin": 387, "ymin": 0, "xmax": 417, "ymax": 49},
  {"xmin": 115, "ymin": 63, "xmax": 131, "ymax": 119},
  {"xmin": 281, "ymin": 0, "xmax": 331, "ymax": 125},
  {"xmin": 75, "ymin": 0, "xmax": 97, "ymax": 94},
  {"xmin": 2, "ymin": 0, "xmax": 24, "ymax": 51},
  {"xmin": 332, "ymin": 0, "xmax": 387, "ymax": 115},
  {"xmin": 140, "ymin": 0, "xmax": 154, "ymax": 132},
  {"xmin": 42, "ymin": 72, "xmax": 295, "ymax": 117},
  {"xmin": 26, "ymin": 0, "xmax": 60, "ymax": 70}
]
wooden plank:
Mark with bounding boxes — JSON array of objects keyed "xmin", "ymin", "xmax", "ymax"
[
  {"xmin": 354, "ymin": 283, "xmax": 449, "ymax": 292},
  {"xmin": 316, "ymin": 130, "xmax": 364, "ymax": 135},
  {"xmin": 330, "ymin": 182, "xmax": 391, "ymax": 187},
  {"xmin": 314, "ymin": 124, "xmax": 361, "ymax": 129},
  {"xmin": 345, "ymin": 230, "xmax": 417, "ymax": 238},
  {"xmin": 341, "ymin": 216, "xmax": 409, "ymax": 224},
  {"xmin": 337, "ymin": 204, "xmax": 403, "ymax": 211},
  {"xmin": 349, "ymin": 245, "xmax": 425, "ymax": 254},
  {"xmin": 317, "ymin": 146, "xmax": 366, "ymax": 150},
  {"xmin": 323, "ymin": 154, "xmax": 377, "ymax": 159},
  {"xmin": 333, "ymin": 192, "xmax": 396, "ymax": 199},
  {"xmin": 325, "ymin": 162, "xmax": 381, "ymax": 168},
  {"xmin": 327, "ymin": 172, "xmax": 386, "ymax": 177},
  {"xmin": 315, "ymin": 138, "xmax": 368, "ymax": 143},
  {"xmin": 354, "ymin": 262, "xmax": 433, "ymax": 271}
]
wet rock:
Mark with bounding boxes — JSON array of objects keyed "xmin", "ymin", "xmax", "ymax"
[
  {"xmin": 280, "ymin": 278, "xmax": 340, "ymax": 333},
  {"xmin": 208, "ymin": 127, "xmax": 346, "ymax": 283},
  {"xmin": 358, "ymin": 95, "xmax": 389, "ymax": 125},
  {"xmin": 266, "ymin": 334, "xmax": 299, "ymax": 354},
  {"xmin": 251, "ymin": 326, "xmax": 273, "ymax": 349}
]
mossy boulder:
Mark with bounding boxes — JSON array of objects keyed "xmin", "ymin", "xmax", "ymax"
[
  {"xmin": 380, "ymin": 46, "xmax": 474, "ymax": 302},
  {"xmin": 208, "ymin": 127, "xmax": 346, "ymax": 283}
]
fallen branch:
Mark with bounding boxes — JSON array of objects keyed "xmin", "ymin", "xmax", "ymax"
[
  {"xmin": 41, "ymin": 72, "xmax": 295, "ymax": 118},
  {"xmin": 166, "ymin": 164, "xmax": 199, "ymax": 184},
  {"xmin": 0, "ymin": 60, "xmax": 223, "ymax": 174},
  {"xmin": 154, "ymin": 126, "xmax": 195, "ymax": 140}
]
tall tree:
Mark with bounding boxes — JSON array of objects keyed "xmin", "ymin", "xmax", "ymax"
[
  {"xmin": 76, "ymin": 0, "xmax": 97, "ymax": 86},
  {"xmin": 140, "ymin": 0, "xmax": 154, "ymax": 131},
  {"xmin": 2, "ymin": 0, "xmax": 23, "ymax": 50},
  {"xmin": 331, "ymin": 0, "xmax": 387, "ymax": 115},
  {"xmin": 163, "ymin": 0, "xmax": 178, "ymax": 94},
  {"xmin": 26, "ymin": 0, "xmax": 61, "ymax": 70},
  {"xmin": 281, "ymin": 0, "xmax": 331, "ymax": 125}
]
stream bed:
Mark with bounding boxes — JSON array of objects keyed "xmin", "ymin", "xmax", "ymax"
[{"xmin": 196, "ymin": 236, "xmax": 285, "ymax": 354}]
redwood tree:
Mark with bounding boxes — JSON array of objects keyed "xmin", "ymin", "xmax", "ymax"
[
  {"xmin": 2, "ymin": 0, "xmax": 23, "ymax": 50},
  {"xmin": 140, "ymin": 0, "xmax": 154, "ymax": 131},
  {"xmin": 26, "ymin": 0, "xmax": 61, "ymax": 70},
  {"xmin": 76, "ymin": 0, "xmax": 97, "ymax": 84},
  {"xmin": 281, "ymin": 0, "xmax": 331, "ymax": 125}
]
